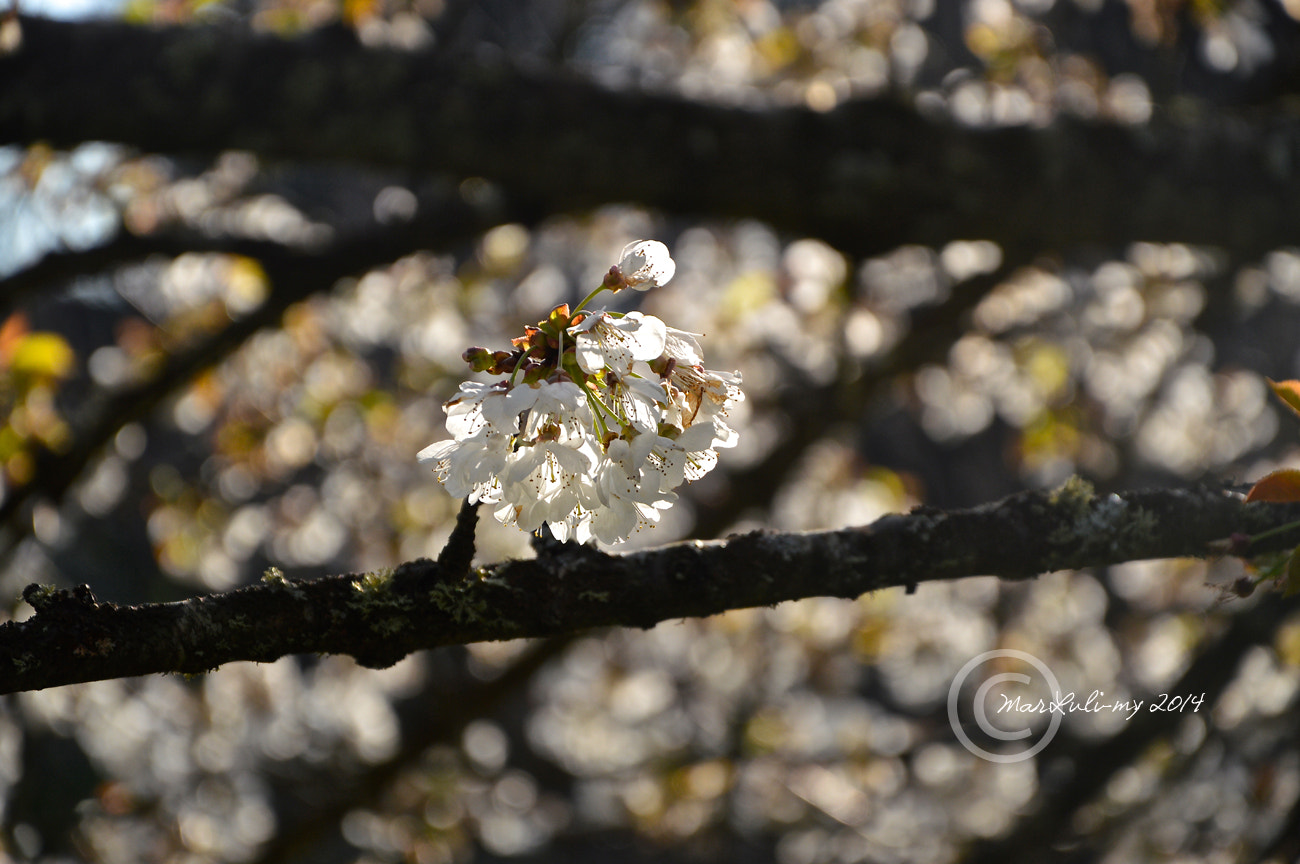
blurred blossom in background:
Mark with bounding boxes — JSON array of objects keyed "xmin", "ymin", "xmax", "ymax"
[{"xmin": 6, "ymin": 0, "xmax": 1300, "ymax": 861}]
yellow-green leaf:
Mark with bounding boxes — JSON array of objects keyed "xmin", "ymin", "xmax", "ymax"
[
  {"xmin": 1246, "ymin": 469, "xmax": 1300, "ymax": 503},
  {"xmin": 1269, "ymin": 378, "xmax": 1300, "ymax": 419},
  {"xmin": 1283, "ymin": 549, "xmax": 1300, "ymax": 597},
  {"xmin": 9, "ymin": 332, "xmax": 75, "ymax": 379}
]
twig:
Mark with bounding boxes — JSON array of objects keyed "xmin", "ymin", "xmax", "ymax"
[{"xmin": 435, "ymin": 499, "xmax": 481, "ymax": 581}]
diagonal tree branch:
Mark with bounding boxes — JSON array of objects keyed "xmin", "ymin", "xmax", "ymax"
[
  {"xmin": 0, "ymin": 185, "xmax": 520, "ymax": 561},
  {"xmin": 0, "ymin": 229, "xmax": 317, "ymax": 316},
  {"xmin": 3, "ymin": 16, "xmax": 1300, "ymax": 260},
  {"xmin": 960, "ymin": 588, "xmax": 1300, "ymax": 864},
  {"xmin": 3, "ymin": 481, "xmax": 1299, "ymax": 694},
  {"xmin": 252, "ymin": 635, "xmax": 575, "ymax": 864},
  {"xmin": 690, "ymin": 251, "xmax": 1030, "ymax": 541}
]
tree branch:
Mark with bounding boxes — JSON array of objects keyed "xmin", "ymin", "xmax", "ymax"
[
  {"xmin": 0, "ymin": 229, "xmax": 313, "ymax": 316},
  {"xmin": 3, "ymin": 16, "xmax": 1300, "ymax": 260},
  {"xmin": 961, "ymin": 588, "xmax": 1300, "ymax": 864},
  {"xmin": 3, "ymin": 481, "xmax": 1298, "ymax": 694},
  {"xmin": 252, "ymin": 635, "xmax": 575, "ymax": 864},
  {"xmin": 0, "ymin": 184, "xmax": 518, "ymax": 560}
]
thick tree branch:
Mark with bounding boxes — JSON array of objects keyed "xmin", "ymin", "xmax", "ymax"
[
  {"xmin": 0, "ymin": 229, "xmax": 314, "ymax": 316},
  {"xmin": 3, "ymin": 17, "xmax": 1300, "ymax": 260},
  {"xmin": 3, "ymin": 481, "xmax": 1298, "ymax": 694}
]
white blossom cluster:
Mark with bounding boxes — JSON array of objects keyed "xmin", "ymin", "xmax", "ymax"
[{"xmin": 419, "ymin": 241, "xmax": 743, "ymax": 544}]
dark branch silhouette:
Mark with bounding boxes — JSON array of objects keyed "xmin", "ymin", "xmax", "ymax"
[
  {"xmin": 0, "ymin": 184, "xmax": 519, "ymax": 558},
  {"xmin": 4, "ymin": 482, "xmax": 1297, "ymax": 694},
  {"xmin": 254, "ymin": 635, "xmax": 575, "ymax": 864},
  {"xmin": 3, "ymin": 15, "xmax": 1300, "ymax": 261},
  {"xmin": 962, "ymin": 590, "xmax": 1300, "ymax": 864}
]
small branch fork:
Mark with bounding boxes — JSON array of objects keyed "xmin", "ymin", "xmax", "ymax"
[
  {"xmin": 3, "ymin": 482, "xmax": 1300, "ymax": 694},
  {"xmin": 434, "ymin": 499, "xmax": 481, "ymax": 582}
]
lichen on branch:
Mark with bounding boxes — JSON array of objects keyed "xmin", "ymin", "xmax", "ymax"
[{"xmin": 3, "ymin": 481, "xmax": 1299, "ymax": 694}]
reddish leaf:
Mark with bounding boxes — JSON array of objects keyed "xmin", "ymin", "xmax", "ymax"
[
  {"xmin": 1269, "ymin": 379, "xmax": 1300, "ymax": 419},
  {"xmin": 1246, "ymin": 469, "xmax": 1300, "ymax": 503}
]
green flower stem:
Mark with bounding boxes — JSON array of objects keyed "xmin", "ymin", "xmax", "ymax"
[
  {"xmin": 1249, "ymin": 518, "xmax": 1300, "ymax": 546},
  {"xmin": 586, "ymin": 382, "xmax": 632, "ymax": 439},
  {"xmin": 574, "ymin": 285, "xmax": 607, "ymax": 314},
  {"xmin": 586, "ymin": 391, "xmax": 610, "ymax": 440}
]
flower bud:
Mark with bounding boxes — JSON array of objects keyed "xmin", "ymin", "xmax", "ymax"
[
  {"xmin": 617, "ymin": 240, "xmax": 675, "ymax": 291},
  {"xmin": 490, "ymin": 351, "xmax": 516, "ymax": 374},
  {"xmin": 602, "ymin": 266, "xmax": 625, "ymax": 291},
  {"xmin": 1230, "ymin": 576, "xmax": 1256, "ymax": 598},
  {"xmin": 649, "ymin": 356, "xmax": 678, "ymax": 379},
  {"xmin": 462, "ymin": 346, "xmax": 496, "ymax": 372}
]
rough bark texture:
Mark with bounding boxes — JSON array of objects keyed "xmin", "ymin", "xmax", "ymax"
[
  {"xmin": 3, "ymin": 16, "xmax": 1300, "ymax": 260},
  {"xmin": 4, "ymin": 481, "xmax": 1298, "ymax": 694}
]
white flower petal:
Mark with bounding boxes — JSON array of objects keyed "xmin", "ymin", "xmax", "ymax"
[
  {"xmin": 674, "ymin": 422, "xmax": 719, "ymax": 452},
  {"xmin": 618, "ymin": 240, "xmax": 676, "ymax": 291},
  {"xmin": 569, "ymin": 311, "xmax": 668, "ymax": 377},
  {"xmin": 624, "ymin": 312, "xmax": 667, "ymax": 360},
  {"xmin": 575, "ymin": 333, "xmax": 609, "ymax": 374},
  {"xmin": 499, "ymin": 383, "xmax": 540, "ymax": 418},
  {"xmin": 591, "ymin": 497, "xmax": 638, "ymax": 543},
  {"xmin": 417, "ymin": 439, "xmax": 457, "ymax": 464},
  {"xmin": 663, "ymin": 327, "xmax": 704, "ymax": 365}
]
